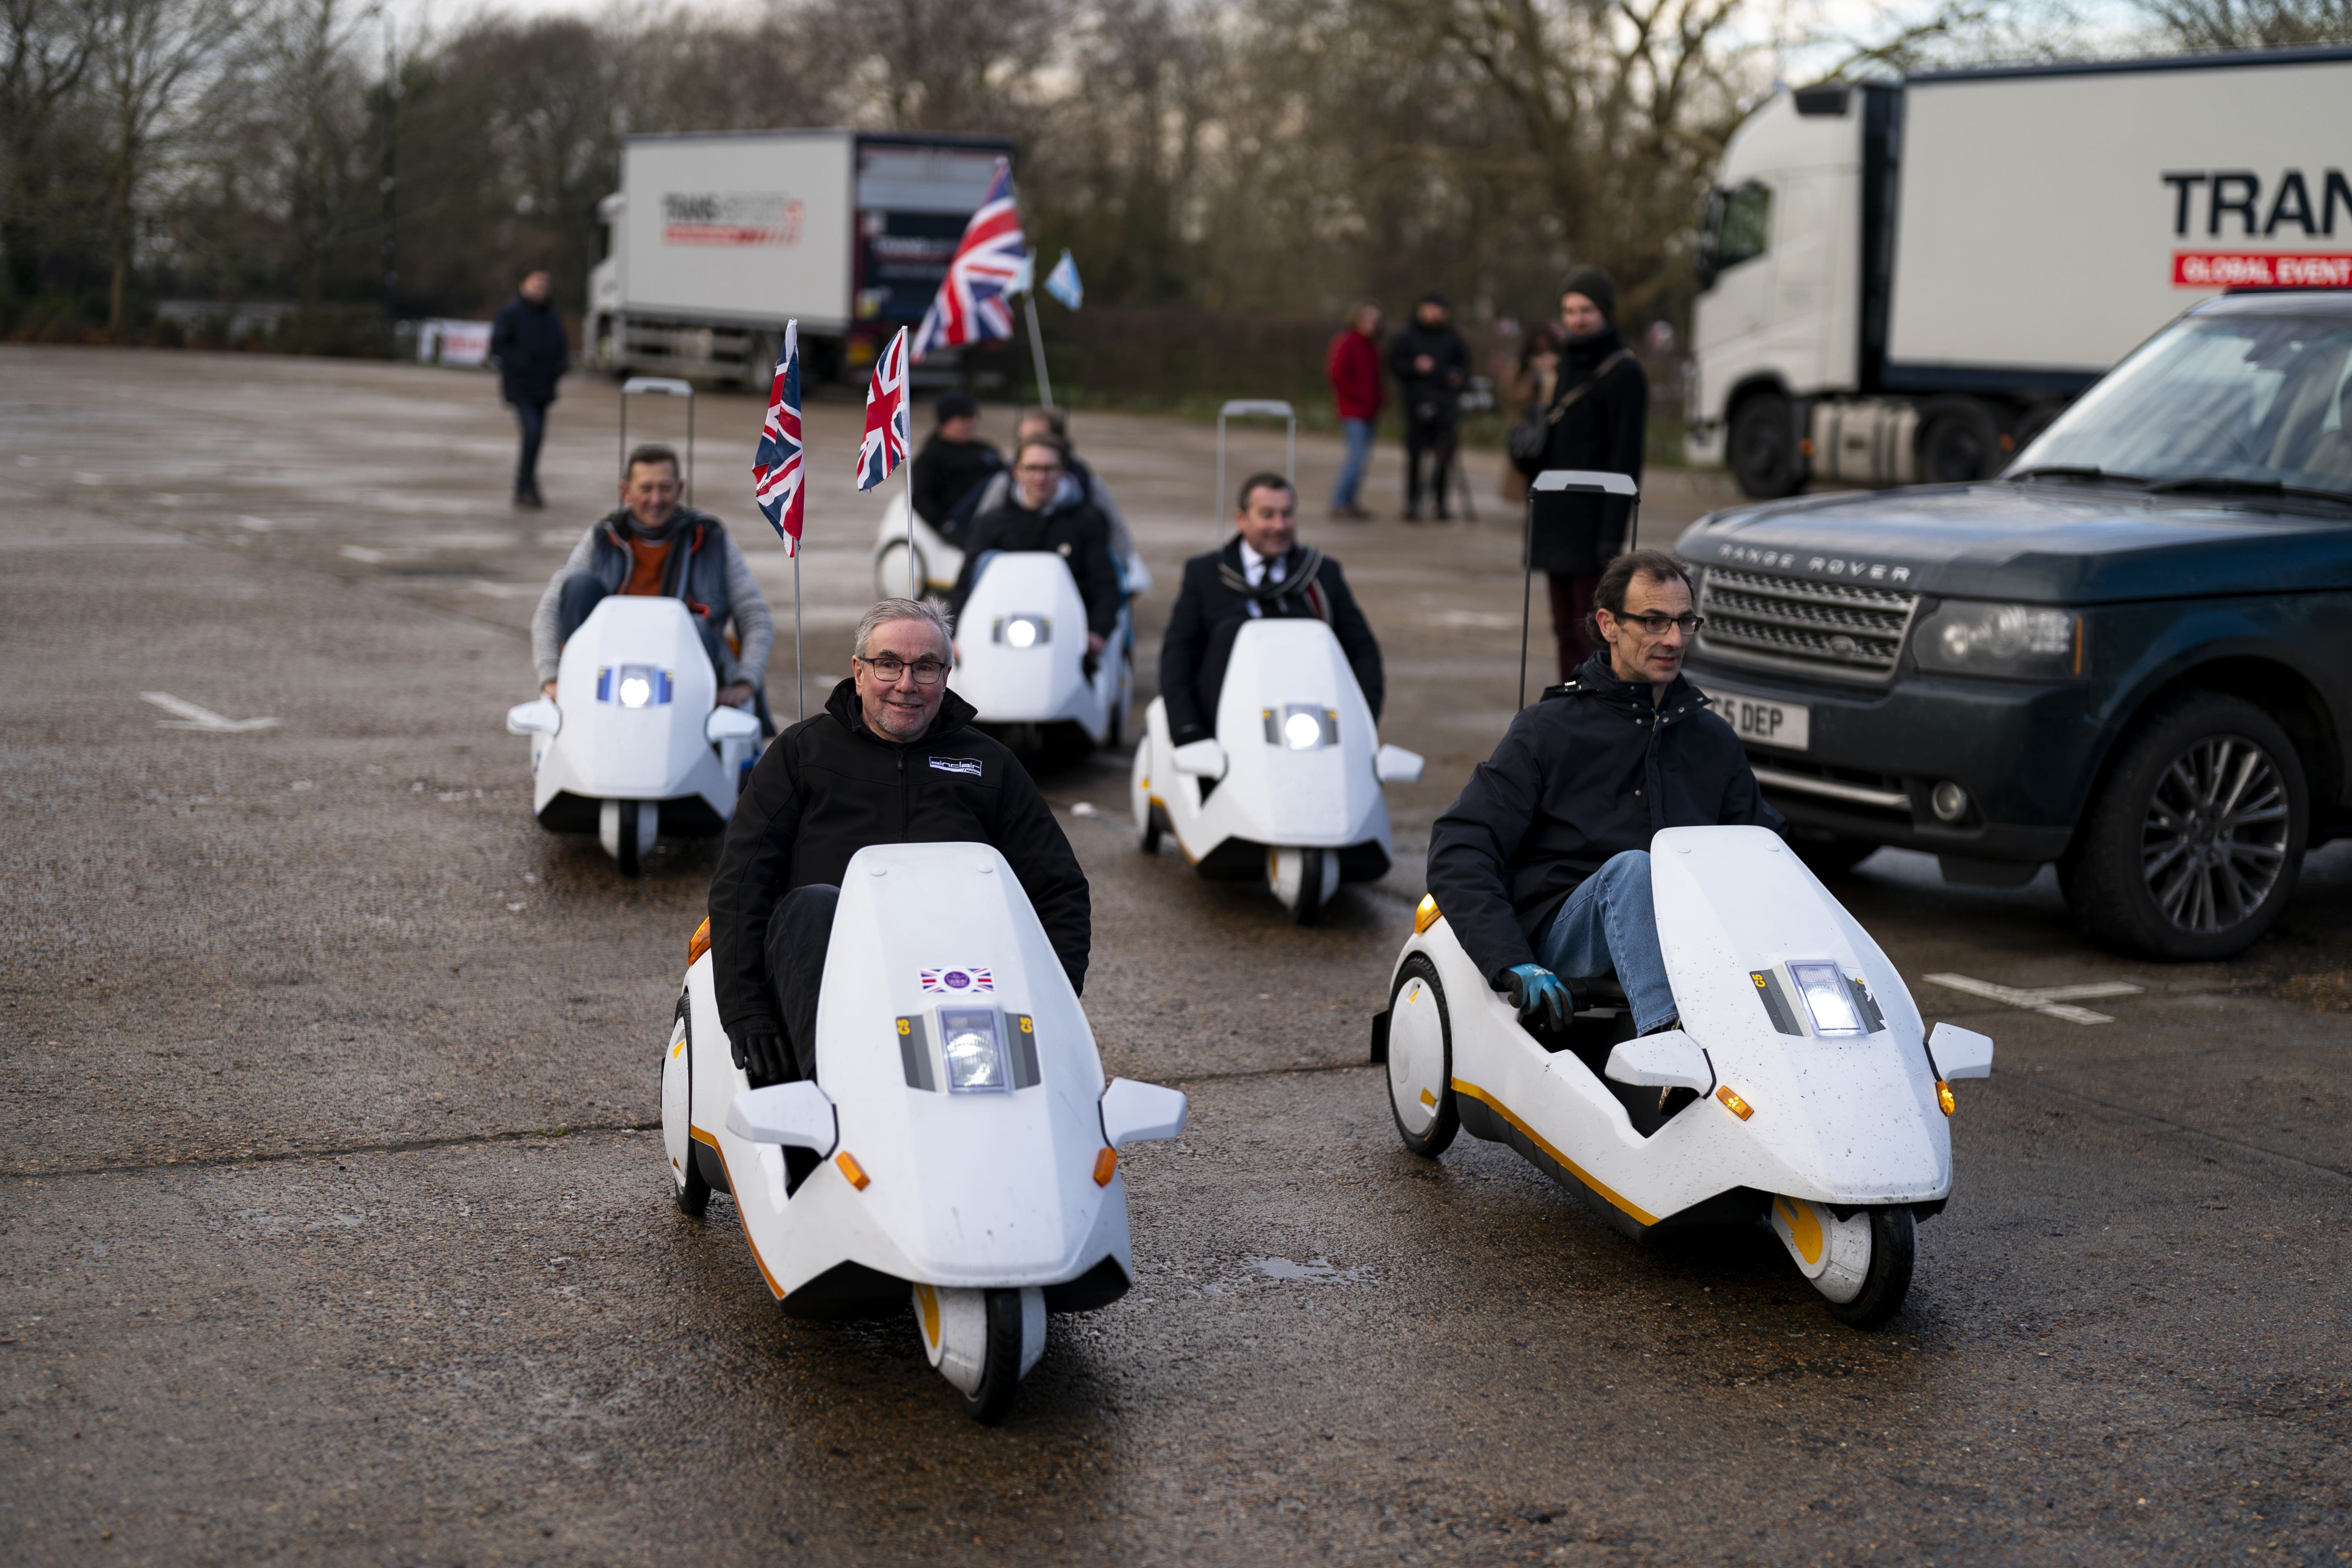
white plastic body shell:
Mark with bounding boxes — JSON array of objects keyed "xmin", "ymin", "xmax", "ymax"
[
  {"xmin": 524, "ymin": 596, "xmax": 750, "ymax": 824},
  {"xmin": 1390, "ymin": 824, "xmax": 1957, "ymax": 1233},
  {"xmin": 663, "ymin": 842, "xmax": 1139, "ymax": 1305},
  {"xmin": 1133, "ymin": 617, "xmax": 1394, "ymax": 867},
  {"xmin": 949, "ymin": 551, "xmax": 1131, "ymax": 745}
]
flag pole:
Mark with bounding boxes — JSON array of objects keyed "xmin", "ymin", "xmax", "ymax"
[
  {"xmin": 1024, "ymin": 292, "xmax": 1053, "ymax": 409},
  {"xmin": 793, "ymin": 547, "xmax": 804, "ymax": 722}
]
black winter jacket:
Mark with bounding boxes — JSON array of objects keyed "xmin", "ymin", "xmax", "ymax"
[
  {"xmin": 708, "ymin": 680, "xmax": 1091, "ymax": 1035},
  {"xmin": 1386, "ymin": 321, "xmax": 1469, "ymax": 427},
  {"xmin": 1523, "ymin": 326, "xmax": 1647, "ymax": 577},
  {"xmin": 1158, "ymin": 537, "xmax": 1383, "ymax": 747},
  {"xmin": 948, "ymin": 494, "xmax": 1123, "ymax": 639},
  {"xmin": 910, "ymin": 434, "xmax": 1005, "ymax": 538},
  {"xmin": 489, "ymin": 295, "xmax": 570, "ymax": 406},
  {"xmin": 1425, "ymin": 654, "xmax": 1785, "ymax": 985}
]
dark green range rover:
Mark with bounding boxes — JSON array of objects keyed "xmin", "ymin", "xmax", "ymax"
[{"xmin": 1674, "ymin": 291, "xmax": 2352, "ymax": 960}]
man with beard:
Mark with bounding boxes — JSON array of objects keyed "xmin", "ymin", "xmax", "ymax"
[{"xmin": 531, "ymin": 443, "xmax": 773, "ymax": 711}]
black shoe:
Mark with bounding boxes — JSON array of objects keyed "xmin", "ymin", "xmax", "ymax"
[{"xmin": 513, "ymin": 487, "xmax": 544, "ymax": 511}]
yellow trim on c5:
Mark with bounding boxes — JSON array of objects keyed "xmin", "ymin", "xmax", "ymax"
[
  {"xmin": 690, "ymin": 1125, "xmax": 787, "ymax": 1300},
  {"xmin": 1449, "ymin": 1077, "xmax": 1660, "ymax": 1227}
]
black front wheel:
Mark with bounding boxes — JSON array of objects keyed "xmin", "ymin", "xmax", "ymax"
[
  {"xmin": 2059, "ymin": 693, "xmax": 2306, "ymax": 961},
  {"xmin": 961, "ymin": 1288, "xmax": 1028, "ymax": 1425},
  {"xmin": 616, "ymin": 800, "xmax": 644, "ymax": 877},
  {"xmin": 1728, "ymin": 392, "xmax": 1802, "ymax": 498},
  {"xmin": 1821, "ymin": 1207, "xmax": 1916, "ymax": 1330}
]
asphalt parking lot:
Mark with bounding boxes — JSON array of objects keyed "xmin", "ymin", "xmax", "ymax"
[{"xmin": 3, "ymin": 346, "xmax": 2347, "ymax": 1566}]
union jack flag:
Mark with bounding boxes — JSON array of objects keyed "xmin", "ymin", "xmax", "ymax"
[
  {"xmin": 854, "ymin": 327, "xmax": 910, "ymax": 492},
  {"xmin": 910, "ymin": 159, "xmax": 1025, "ymax": 362},
  {"xmin": 920, "ymin": 966, "xmax": 994, "ymax": 995},
  {"xmin": 752, "ymin": 319, "xmax": 805, "ymax": 552}
]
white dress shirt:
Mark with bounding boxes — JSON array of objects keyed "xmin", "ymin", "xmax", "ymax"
[{"xmin": 1238, "ymin": 539, "xmax": 1287, "ymax": 619}]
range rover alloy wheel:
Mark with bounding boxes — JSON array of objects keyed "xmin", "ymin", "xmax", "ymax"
[{"xmin": 2061, "ymin": 693, "xmax": 2307, "ymax": 961}]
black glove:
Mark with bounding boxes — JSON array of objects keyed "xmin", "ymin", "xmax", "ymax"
[{"xmin": 731, "ymin": 1026, "xmax": 794, "ymax": 1088}]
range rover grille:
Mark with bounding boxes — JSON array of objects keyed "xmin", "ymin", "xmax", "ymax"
[{"xmin": 1696, "ymin": 567, "xmax": 1919, "ymax": 680}]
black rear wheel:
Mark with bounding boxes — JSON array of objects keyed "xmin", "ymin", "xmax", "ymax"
[
  {"xmin": 1917, "ymin": 398, "xmax": 2000, "ymax": 483},
  {"xmin": 960, "ymin": 1288, "xmax": 1027, "ymax": 1425},
  {"xmin": 2059, "ymin": 693, "xmax": 2306, "ymax": 961}
]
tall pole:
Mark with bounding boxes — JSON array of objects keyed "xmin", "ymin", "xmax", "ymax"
[
  {"xmin": 1518, "ymin": 491, "xmax": 1535, "ymax": 713},
  {"xmin": 1024, "ymin": 293, "xmax": 1053, "ymax": 408},
  {"xmin": 905, "ymin": 451, "xmax": 918, "ymax": 600},
  {"xmin": 793, "ymin": 551, "xmax": 804, "ymax": 722},
  {"xmin": 380, "ymin": 15, "xmax": 397, "ymax": 332}
]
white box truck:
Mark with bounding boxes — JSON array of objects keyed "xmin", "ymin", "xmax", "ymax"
[
  {"xmin": 1686, "ymin": 44, "xmax": 2352, "ymax": 496},
  {"xmin": 586, "ymin": 129, "xmax": 1015, "ymax": 386}
]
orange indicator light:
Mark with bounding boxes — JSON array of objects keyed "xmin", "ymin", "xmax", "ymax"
[
  {"xmin": 836, "ymin": 1151, "xmax": 870, "ymax": 1190},
  {"xmin": 1093, "ymin": 1147, "xmax": 1118, "ymax": 1187},
  {"xmin": 687, "ymin": 917, "xmax": 711, "ymax": 965},
  {"xmin": 1413, "ymin": 895, "xmax": 1442, "ymax": 935},
  {"xmin": 1936, "ymin": 1080, "xmax": 1956, "ymax": 1117},
  {"xmin": 1716, "ymin": 1085, "xmax": 1755, "ymax": 1121}
]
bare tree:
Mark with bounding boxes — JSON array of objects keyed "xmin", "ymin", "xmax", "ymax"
[
  {"xmin": 2132, "ymin": 0, "xmax": 2352, "ymax": 46},
  {"xmin": 811, "ymin": 0, "xmax": 1071, "ymax": 131},
  {"xmin": 242, "ymin": 0, "xmax": 375, "ymax": 309},
  {"xmin": 83, "ymin": 0, "xmax": 245, "ymax": 329},
  {"xmin": 0, "ymin": 0, "xmax": 88, "ymax": 298}
]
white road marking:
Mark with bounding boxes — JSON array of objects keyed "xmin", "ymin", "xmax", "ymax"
[
  {"xmin": 1926, "ymin": 972, "xmax": 2143, "ymax": 1024},
  {"xmin": 339, "ymin": 545, "xmax": 388, "ymax": 564},
  {"xmin": 139, "ymin": 692, "xmax": 283, "ymax": 733}
]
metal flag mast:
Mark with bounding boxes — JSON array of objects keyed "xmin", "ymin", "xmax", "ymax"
[{"xmin": 1521, "ymin": 469, "xmax": 1641, "ymax": 712}]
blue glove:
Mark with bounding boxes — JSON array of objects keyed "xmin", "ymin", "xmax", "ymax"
[{"xmin": 1502, "ymin": 964, "xmax": 1574, "ymax": 1032}]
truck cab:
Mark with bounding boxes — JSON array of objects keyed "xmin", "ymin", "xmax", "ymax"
[{"xmin": 1676, "ymin": 291, "xmax": 2352, "ymax": 961}]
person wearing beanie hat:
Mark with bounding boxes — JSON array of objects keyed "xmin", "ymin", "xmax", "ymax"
[
  {"xmin": 1386, "ymin": 292, "xmax": 1471, "ymax": 521},
  {"xmin": 1513, "ymin": 265, "xmax": 1649, "ymax": 679},
  {"xmin": 909, "ymin": 392, "xmax": 1005, "ymax": 547}
]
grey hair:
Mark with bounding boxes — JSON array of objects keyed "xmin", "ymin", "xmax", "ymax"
[{"xmin": 853, "ymin": 597, "xmax": 954, "ymax": 661}]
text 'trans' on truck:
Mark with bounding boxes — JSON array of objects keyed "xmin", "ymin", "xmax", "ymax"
[
  {"xmin": 1686, "ymin": 44, "xmax": 2352, "ymax": 499},
  {"xmin": 587, "ymin": 130, "xmax": 1015, "ymax": 388}
]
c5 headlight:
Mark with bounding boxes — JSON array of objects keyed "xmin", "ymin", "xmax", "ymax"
[
  {"xmin": 1911, "ymin": 601, "xmax": 2085, "ymax": 680},
  {"xmin": 938, "ymin": 1008, "xmax": 1008, "ymax": 1092}
]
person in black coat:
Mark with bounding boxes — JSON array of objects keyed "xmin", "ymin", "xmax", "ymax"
[
  {"xmin": 1425, "ymin": 551, "xmax": 1781, "ymax": 1039},
  {"xmin": 948, "ymin": 438, "xmax": 1123, "ymax": 657},
  {"xmin": 488, "ymin": 268, "xmax": 570, "ymax": 509},
  {"xmin": 1515, "ymin": 265, "xmax": 1649, "ymax": 680},
  {"xmin": 708, "ymin": 598, "xmax": 1090, "ymax": 1099},
  {"xmin": 1386, "ymin": 292, "xmax": 1470, "ymax": 521},
  {"xmin": 909, "ymin": 392, "xmax": 1004, "ymax": 547},
  {"xmin": 1159, "ymin": 471, "xmax": 1384, "ymax": 748}
]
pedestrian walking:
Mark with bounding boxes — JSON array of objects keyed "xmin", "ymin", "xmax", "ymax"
[
  {"xmin": 489, "ymin": 268, "xmax": 571, "ymax": 509},
  {"xmin": 1326, "ymin": 302, "xmax": 1383, "ymax": 520},
  {"xmin": 1387, "ymin": 292, "xmax": 1468, "ymax": 521},
  {"xmin": 1514, "ymin": 265, "xmax": 1648, "ymax": 680}
]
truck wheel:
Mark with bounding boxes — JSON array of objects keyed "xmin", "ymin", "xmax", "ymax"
[
  {"xmin": 2059, "ymin": 693, "xmax": 2307, "ymax": 961},
  {"xmin": 1728, "ymin": 392, "xmax": 1801, "ymax": 498},
  {"xmin": 1917, "ymin": 398, "xmax": 2000, "ymax": 483}
]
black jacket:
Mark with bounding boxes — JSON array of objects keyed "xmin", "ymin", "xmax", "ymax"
[
  {"xmin": 708, "ymin": 680, "xmax": 1091, "ymax": 1035},
  {"xmin": 1158, "ymin": 537, "xmax": 1383, "ymax": 747},
  {"xmin": 1523, "ymin": 326, "xmax": 1647, "ymax": 577},
  {"xmin": 1425, "ymin": 654, "xmax": 1785, "ymax": 985},
  {"xmin": 910, "ymin": 434, "xmax": 1005, "ymax": 540},
  {"xmin": 948, "ymin": 494, "xmax": 1123, "ymax": 639},
  {"xmin": 1387, "ymin": 321, "xmax": 1469, "ymax": 427},
  {"xmin": 489, "ymin": 296, "xmax": 570, "ymax": 406}
]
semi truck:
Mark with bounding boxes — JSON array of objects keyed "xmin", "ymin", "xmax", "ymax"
[
  {"xmin": 1685, "ymin": 44, "xmax": 2352, "ymax": 497},
  {"xmin": 586, "ymin": 129, "xmax": 1016, "ymax": 387}
]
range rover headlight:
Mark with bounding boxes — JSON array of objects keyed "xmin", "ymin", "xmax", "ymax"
[{"xmin": 1912, "ymin": 602, "xmax": 2085, "ymax": 680}]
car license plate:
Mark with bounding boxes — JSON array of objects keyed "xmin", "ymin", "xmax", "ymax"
[{"xmin": 1702, "ymin": 687, "xmax": 1810, "ymax": 752}]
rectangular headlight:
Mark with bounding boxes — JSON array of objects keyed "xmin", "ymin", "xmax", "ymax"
[
  {"xmin": 938, "ymin": 1007, "xmax": 1008, "ymax": 1093},
  {"xmin": 599, "ymin": 665, "xmax": 672, "ymax": 706},
  {"xmin": 1787, "ymin": 961, "xmax": 1866, "ymax": 1037},
  {"xmin": 1261, "ymin": 704, "xmax": 1339, "ymax": 749},
  {"xmin": 1912, "ymin": 602, "xmax": 2084, "ymax": 680}
]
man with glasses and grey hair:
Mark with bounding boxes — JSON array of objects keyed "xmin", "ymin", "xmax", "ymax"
[
  {"xmin": 707, "ymin": 597, "xmax": 1091, "ymax": 1101},
  {"xmin": 1425, "ymin": 550, "xmax": 1783, "ymax": 1041}
]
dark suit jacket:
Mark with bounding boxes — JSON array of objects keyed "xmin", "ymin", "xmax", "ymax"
[{"xmin": 1158, "ymin": 537, "xmax": 1383, "ymax": 746}]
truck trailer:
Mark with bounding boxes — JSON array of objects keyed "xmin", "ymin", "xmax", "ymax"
[
  {"xmin": 1686, "ymin": 44, "xmax": 2352, "ymax": 497},
  {"xmin": 587, "ymin": 129, "xmax": 1016, "ymax": 387}
]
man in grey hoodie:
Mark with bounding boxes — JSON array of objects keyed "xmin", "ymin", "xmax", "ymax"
[{"xmin": 531, "ymin": 443, "xmax": 774, "ymax": 710}]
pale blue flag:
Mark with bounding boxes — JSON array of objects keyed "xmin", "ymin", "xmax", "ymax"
[
  {"xmin": 1044, "ymin": 249, "xmax": 1083, "ymax": 309},
  {"xmin": 1005, "ymin": 250, "xmax": 1035, "ymax": 297}
]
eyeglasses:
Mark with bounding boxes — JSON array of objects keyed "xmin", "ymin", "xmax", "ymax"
[
  {"xmin": 1616, "ymin": 612, "xmax": 1705, "ymax": 637},
  {"xmin": 859, "ymin": 655, "xmax": 949, "ymax": 685}
]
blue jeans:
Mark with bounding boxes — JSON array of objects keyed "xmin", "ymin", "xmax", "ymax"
[
  {"xmin": 1331, "ymin": 417, "xmax": 1373, "ymax": 509},
  {"xmin": 1536, "ymin": 850, "xmax": 1677, "ymax": 1034},
  {"xmin": 512, "ymin": 399, "xmax": 548, "ymax": 496}
]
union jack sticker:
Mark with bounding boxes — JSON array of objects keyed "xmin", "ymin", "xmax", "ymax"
[{"xmin": 920, "ymin": 966, "xmax": 994, "ymax": 995}]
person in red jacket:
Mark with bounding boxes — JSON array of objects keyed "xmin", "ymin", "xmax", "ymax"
[{"xmin": 1325, "ymin": 302, "xmax": 1383, "ymax": 520}]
